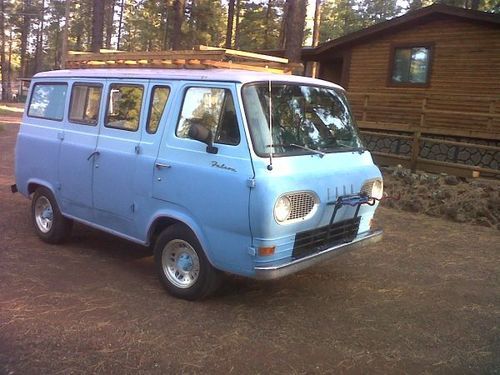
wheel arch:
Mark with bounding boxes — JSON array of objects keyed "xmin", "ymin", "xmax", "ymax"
[
  {"xmin": 27, "ymin": 179, "xmax": 57, "ymax": 197},
  {"xmin": 147, "ymin": 213, "xmax": 217, "ymax": 267}
]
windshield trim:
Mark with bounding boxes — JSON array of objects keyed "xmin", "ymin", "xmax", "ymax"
[{"xmin": 240, "ymin": 81, "xmax": 363, "ymax": 159}]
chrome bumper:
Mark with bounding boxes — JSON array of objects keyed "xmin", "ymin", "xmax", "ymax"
[{"xmin": 254, "ymin": 229, "xmax": 383, "ymax": 280}]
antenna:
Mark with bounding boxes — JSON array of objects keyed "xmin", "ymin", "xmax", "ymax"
[{"xmin": 267, "ymin": 80, "xmax": 273, "ymax": 171}]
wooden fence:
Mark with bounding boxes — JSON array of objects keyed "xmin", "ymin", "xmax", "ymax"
[
  {"xmin": 349, "ymin": 92, "xmax": 500, "ymax": 141},
  {"xmin": 348, "ymin": 92, "xmax": 500, "ymax": 178}
]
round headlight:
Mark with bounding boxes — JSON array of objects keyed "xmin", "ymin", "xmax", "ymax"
[
  {"xmin": 274, "ymin": 196, "xmax": 291, "ymax": 222},
  {"xmin": 371, "ymin": 179, "xmax": 384, "ymax": 200}
]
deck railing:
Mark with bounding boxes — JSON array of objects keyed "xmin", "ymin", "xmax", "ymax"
[{"xmin": 348, "ymin": 92, "xmax": 500, "ymax": 178}]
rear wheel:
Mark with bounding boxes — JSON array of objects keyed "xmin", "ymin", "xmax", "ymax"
[
  {"xmin": 32, "ymin": 187, "xmax": 73, "ymax": 244},
  {"xmin": 154, "ymin": 224, "xmax": 221, "ymax": 300}
]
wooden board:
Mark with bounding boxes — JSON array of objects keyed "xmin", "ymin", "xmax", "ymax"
[{"xmin": 65, "ymin": 45, "xmax": 293, "ymax": 74}]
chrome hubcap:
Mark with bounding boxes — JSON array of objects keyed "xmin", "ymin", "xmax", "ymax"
[
  {"xmin": 34, "ymin": 196, "xmax": 53, "ymax": 233},
  {"xmin": 162, "ymin": 239, "xmax": 200, "ymax": 289}
]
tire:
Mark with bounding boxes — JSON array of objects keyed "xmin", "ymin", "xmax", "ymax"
[
  {"xmin": 31, "ymin": 186, "xmax": 73, "ymax": 244},
  {"xmin": 154, "ymin": 224, "xmax": 222, "ymax": 300}
]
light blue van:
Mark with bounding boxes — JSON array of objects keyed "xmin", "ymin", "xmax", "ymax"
[{"xmin": 14, "ymin": 68, "xmax": 383, "ymax": 300}]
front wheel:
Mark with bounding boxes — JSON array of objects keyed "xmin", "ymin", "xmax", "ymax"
[
  {"xmin": 31, "ymin": 187, "xmax": 73, "ymax": 244},
  {"xmin": 154, "ymin": 224, "xmax": 222, "ymax": 300}
]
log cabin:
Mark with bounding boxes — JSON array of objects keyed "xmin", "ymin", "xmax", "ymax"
[{"xmin": 303, "ymin": 4, "xmax": 500, "ymax": 176}]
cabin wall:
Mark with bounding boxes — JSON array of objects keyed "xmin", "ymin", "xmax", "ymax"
[{"xmin": 320, "ymin": 17, "xmax": 500, "ymax": 142}]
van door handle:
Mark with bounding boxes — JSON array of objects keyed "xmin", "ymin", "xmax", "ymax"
[
  {"xmin": 87, "ymin": 151, "xmax": 100, "ymax": 160},
  {"xmin": 155, "ymin": 162, "xmax": 171, "ymax": 169}
]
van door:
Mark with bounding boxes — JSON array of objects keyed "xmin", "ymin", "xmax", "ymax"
[
  {"xmin": 92, "ymin": 80, "xmax": 147, "ymax": 234},
  {"xmin": 152, "ymin": 83, "xmax": 255, "ymax": 273},
  {"xmin": 58, "ymin": 81, "xmax": 103, "ymax": 220},
  {"xmin": 132, "ymin": 81, "xmax": 175, "ymax": 240}
]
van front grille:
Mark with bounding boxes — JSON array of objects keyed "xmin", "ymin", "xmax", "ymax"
[{"xmin": 292, "ymin": 217, "xmax": 360, "ymax": 260}]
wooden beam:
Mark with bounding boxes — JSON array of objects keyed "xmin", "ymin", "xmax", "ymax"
[{"xmin": 196, "ymin": 45, "xmax": 289, "ymax": 64}]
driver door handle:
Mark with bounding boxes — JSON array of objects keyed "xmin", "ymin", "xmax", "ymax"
[
  {"xmin": 87, "ymin": 151, "xmax": 100, "ymax": 161},
  {"xmin": 155, "ymin": 162, "xmax": 171, "ymax": 169}
]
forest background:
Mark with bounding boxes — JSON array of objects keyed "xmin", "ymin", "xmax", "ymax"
[{"xmin": 0, "ymin": 0, "xmax": 498, "ymax": 100}]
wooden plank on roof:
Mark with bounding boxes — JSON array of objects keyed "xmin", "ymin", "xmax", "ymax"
[
  {"xmin": 65, "ymin": 45, "xmax": 295, "ymax": 74},
  {"xmin": 196, "ymin": 45, "xmax": 289, "ymax": 64}
]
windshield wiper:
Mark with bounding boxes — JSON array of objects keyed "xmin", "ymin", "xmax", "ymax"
[
  {"xmin": 289, "ymin": 143, "xmax": 325, "ymax": 158},
  {"xmin": 333, "ymin": 140, "xmax": 366, "ymax": 154}
]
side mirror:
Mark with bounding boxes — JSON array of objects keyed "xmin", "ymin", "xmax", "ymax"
[{"xmin": 188, "ymin": 122, "xmax": 218, "ymax": 154}]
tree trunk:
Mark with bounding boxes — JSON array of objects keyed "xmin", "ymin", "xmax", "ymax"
[
  {"xmin": 162, "ymin": 2, "xmax": 169, "ymax": 50},
  {"xmin": 310, "ymin": 0, "xmax": 321, "ymax": 78},
  {"xmin": 104, "ymin": 0, "xmax": 115, "ymax": 49},
  {"xmin": 283, "ymin": 0, "xmax": 307, "ymax": 63},
  {"xmin": 225, "ymin": 0, "xmax": 235, "ymax": 48},
  {"xmin": 91, "ymin": 0, "xmax": 105, "ymax": 52},
  {"xmin": 312, "ymin": 0, "xmax": 321, "ymax": 47},
  {"xmin": 263, "ymin": 0, "xmax": 273, "ymax": 49},
  {"xmin": 0, "ymin": 0, "xmax": 7, "ymax": 100},
  {"xmin": 234, "ymin": 0, "xmax": 241, "ymax": 48},
  {"xmin": 0, "ymin": 0, "xmax": 12, "ymax": 100},
  {"xmin": 171, "ymin": 0, "xmax": 185, "ymax": 50},
  {"xmin": 278, "ymin": 0, "xmax": 288, "ymax": 49},
  {"xmin": 33, "ymin": 0, "xmax": 45, "ymax": 74},
  {"xmin": 20, "ymin": 0, "xmax": 32, "ymax": 77},
  {"xmin": 7, "ymin": 28, "xmax": 12, "ymax": 90},
  {"xmin": 116, "ymin": 0, "xmax": 125, "ymax": 49},
  {"xmin": 61, "ymin": 0, "xmax": 71, "ymax": 68}
]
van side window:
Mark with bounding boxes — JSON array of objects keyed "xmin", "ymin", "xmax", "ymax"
[
  {"xmin": 177, "ymin": 87, "xmax": 240, "ymax": 145},
  {"xmin": 69, "ymin": 84, "xmax": 102, "ymax": 125},
  {"xmin": 28, "ymin": 83, "xmax": 67, "ymax": 121},
  {"xmin": 146, "ymin": 86, "xmax": 170, "ymax": 134},
  {"xmin": 105, "ymin": 84, "xmax": 144, "ymax": 131}
]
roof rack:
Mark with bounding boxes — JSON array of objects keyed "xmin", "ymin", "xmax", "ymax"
[{"xmin": 66, "ymin": 45, "xmax": 300, "ymax": 74}]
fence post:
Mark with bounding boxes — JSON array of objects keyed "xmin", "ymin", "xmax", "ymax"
[
  {"xmin": 362, "ymin": 94, "xmax": 369, "ymax": 122},
  {"xmin": 420, "ymin": 96, "xmax": 427, "ymax": 128},
  {"xmin": 410, "ymin": 130, "xmax": 421, "ymax": 172},
  {"xmin": 488, "ymin": 100, "xmax": 495, "ymax": 130}
]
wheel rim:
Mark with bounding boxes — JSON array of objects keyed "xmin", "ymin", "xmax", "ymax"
[
  {"xmin": 162, "ymin": 239, "xmax": 200, "ymax": 289},
  {"xmin": 34, "ymin": 196, "xmax": 53, "ymax": 233}
]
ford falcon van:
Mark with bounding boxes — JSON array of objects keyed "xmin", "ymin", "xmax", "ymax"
[{"xmin": 14, "ymin": 66, "xmax": 383, "ymax": 300}]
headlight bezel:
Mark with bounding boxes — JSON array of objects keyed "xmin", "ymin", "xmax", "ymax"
[
  {"xmin": 274, "ymin": 191, "xmax": 319, "ymax": 224},
  {"xmin": 361, "ymin": 178, "xmax": 384, "ymax": 200}
]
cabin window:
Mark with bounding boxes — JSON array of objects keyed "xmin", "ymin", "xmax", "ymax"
[
  {"xmin": 176, "ymin": 87, "xmax": 240, "ymax": 146},
  {"xmin": 389, "ymin": 45, "xmax": 432, "ymax": 86}
]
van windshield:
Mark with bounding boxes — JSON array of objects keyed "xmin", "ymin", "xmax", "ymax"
[{"xmin": 242, "ymin": 83, "xmax": 363, "ymax": 157}]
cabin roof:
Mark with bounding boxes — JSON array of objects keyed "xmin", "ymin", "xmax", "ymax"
[
  {"xmin": 34, "ymin": 68, "xmax": 344, "ymax": 89},
  {"xmin": 312, "ymin": 4, "xmax": 500, "ymax": 57}
]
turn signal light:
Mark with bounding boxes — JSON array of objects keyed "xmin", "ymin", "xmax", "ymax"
[{"xmin": 258, "ymin": 246, "xmax": 276, "ymax": 256}]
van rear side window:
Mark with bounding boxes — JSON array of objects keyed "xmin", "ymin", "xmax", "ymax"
[
  {"xmin": 28, "ymin": 83, "xmax": 67, "ymax": 121},
  {"xmin": 106, "ymin": 84, "xmax": 144, "ymax": 131},
  {"xmin": 147, "ymin": 86, "xmax": 170, "ymax": 134},
  {"xmin": 69, "ymin": 84, "xmax": 102, "ymax": 125}
]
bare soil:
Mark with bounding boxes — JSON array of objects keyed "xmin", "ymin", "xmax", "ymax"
[{"xmin": 1, "ymin": 120, "xmax": 499, "ymax": 374}]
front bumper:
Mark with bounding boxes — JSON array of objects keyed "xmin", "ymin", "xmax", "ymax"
[{"xmin": 253, "ymin": 229, "xmax": 383, "ymax": 280}]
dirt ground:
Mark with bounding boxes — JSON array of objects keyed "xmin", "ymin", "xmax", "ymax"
[
  {"xmin": 1, "ymin": 120, "xmax": 499, "ymax": 374},
  {"xmin": 381, "ymin": 166, "xmax": 500, "ymax": 230}
]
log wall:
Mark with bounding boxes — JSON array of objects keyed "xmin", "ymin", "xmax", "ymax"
[{"xmin": 326, "ymin": 17, "xmax": 500, "ymax": 141}]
